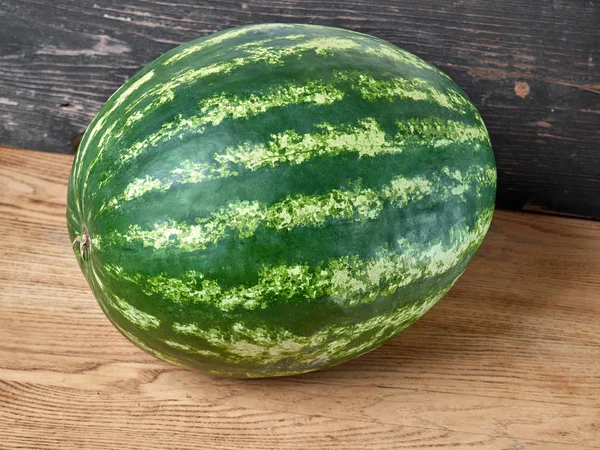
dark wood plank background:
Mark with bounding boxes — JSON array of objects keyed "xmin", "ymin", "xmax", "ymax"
[{"xmin": 0, "ymin": 0, "xmax": 598, "ymax": 218}]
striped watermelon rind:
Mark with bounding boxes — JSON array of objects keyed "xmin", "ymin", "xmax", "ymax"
[{"xmin": 67, "ymin": 23, "xmax": 496, "ymax": 378}]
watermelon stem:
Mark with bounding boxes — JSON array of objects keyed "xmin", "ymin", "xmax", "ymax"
[{"xmin": 72, "ymin": 226, "xmax": 91, "ymax": 260}]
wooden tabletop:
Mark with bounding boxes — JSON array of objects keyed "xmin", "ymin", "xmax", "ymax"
[{"xmin": 1, "ymin": 146, "xmax": 599, "ymax": 449}]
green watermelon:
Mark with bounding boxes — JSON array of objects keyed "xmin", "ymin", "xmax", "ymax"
[{"xmin": 67, "ymin": 23, "xmax": 496, "ymax": 378}]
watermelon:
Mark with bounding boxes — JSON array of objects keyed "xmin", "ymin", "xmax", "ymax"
[{"xmin": 67, "ymin": 23, "xmax": 496, "ymax": 378}]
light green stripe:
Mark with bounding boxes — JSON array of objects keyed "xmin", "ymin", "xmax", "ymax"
[
  {"xmin": 335, "ymin": 71, "xmax": 474, "ymax": 113},
  {"xmin": 106, "ymin": 205, "xmax": 493, "ymax": 312},
  {"xmin": 163, "ymin": 24, "xmax": 293, "ymax": 65},
  {"xmin": 234, "ymin": 34, "xmax": 307, "ymax": 51},
  {"xmin": 89, "ymin": 265, "xmax": 104, "ymax": 290},
  {"xmin": 109, "ymin": 294, "xmax": 160, "ymax": 330},
  {"xmin": 100, "ymin": 117, "xmax": 489, "ymax": 213},
  {"xmin": 396, "ymin": 117, "xmax": 488, "ymax": 145},
  {"xmin": 163, "ymin": 340, "xmax": 220, "ymax": 357},
  {"xmin": 103, "ymin": 165, "xmax": 494, "ymax": 253},
  {"xmin": 214, "ymin": 117, "xmax": 394, "ymax": 168}
]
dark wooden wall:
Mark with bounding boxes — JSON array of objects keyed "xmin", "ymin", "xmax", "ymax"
[{"xmin": 0, "ymin": 0, "xmax": 598, "ymax": 218}]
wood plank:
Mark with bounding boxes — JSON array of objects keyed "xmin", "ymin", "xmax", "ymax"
[
  {"xmin": 0, "ymin": 146, "xmax": 599, "ymax": 449},
  {"xmin": 0, "ymin": 1, "xmax": 599, "ymax": 218}
]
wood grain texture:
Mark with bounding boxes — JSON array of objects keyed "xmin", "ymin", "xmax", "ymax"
[
  {"xmin": 1, "ymin": 146, "xmax": 600, "ymax": 449},
  {"xmin": 0, "ymin": 0, "xmax": 599, "ymax": 219}
]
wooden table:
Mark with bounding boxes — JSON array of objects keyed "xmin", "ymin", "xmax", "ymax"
[{"xmin": 1, "ymin": 146, "xmax": 599, "ymax": 449}]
